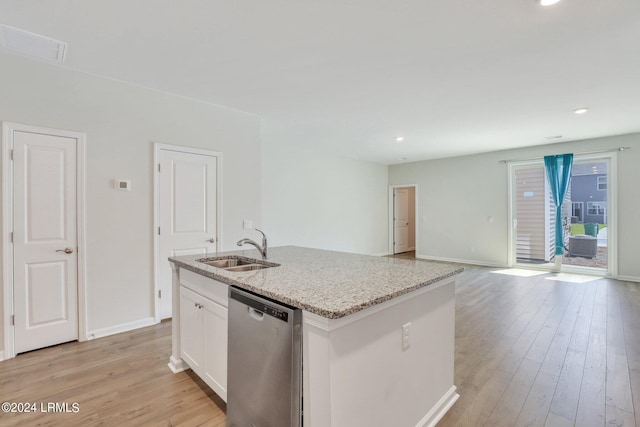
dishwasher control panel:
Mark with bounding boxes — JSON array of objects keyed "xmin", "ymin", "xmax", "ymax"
[{"xmin": 231, "ymin": 288, "xmax": 290, "ymax": 322}]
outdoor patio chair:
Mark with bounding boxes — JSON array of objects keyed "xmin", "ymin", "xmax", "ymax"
[{"xmin": 584, "ymin": 223, "xmax": 599, "ymax": 237}]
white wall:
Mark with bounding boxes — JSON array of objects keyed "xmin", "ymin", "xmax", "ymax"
[
  {"xmin": 0, "ymin": 54, "xmax": 262, "ymax": 348},
  {"xmin": 389, "ymin": 133, "xmax": 640, "ymax": 280},
  {"xmin": 261, "ymin": 122, "xmax": 389, "ymax": 256}
]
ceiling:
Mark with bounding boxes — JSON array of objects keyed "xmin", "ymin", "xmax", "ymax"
[{"xmin": 1, "ymin": 0, "xmax": 639, "ymax": 164}]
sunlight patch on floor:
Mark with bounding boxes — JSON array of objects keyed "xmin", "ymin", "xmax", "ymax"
[
  {"xmin": 546, "ymin": 273, "xmax": 601, "ymax": 283},
  {"xmin": 490, "ymin": 268, "xmax": 548, "ymax": 277}
]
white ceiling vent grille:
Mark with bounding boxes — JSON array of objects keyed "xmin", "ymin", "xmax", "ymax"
[{"xmin": 0, "ymin": 25, "xmax": 67, "ymax": 63}]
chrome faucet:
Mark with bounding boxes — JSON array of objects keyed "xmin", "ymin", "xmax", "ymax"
[{"xmin": 237, "ymin": 228, "xmax": 268, "ymax": 260}]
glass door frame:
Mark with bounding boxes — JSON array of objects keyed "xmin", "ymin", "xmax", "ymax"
[{"xmin": 507, "ymin": 152, "xmax": 617, "ymax": 277}]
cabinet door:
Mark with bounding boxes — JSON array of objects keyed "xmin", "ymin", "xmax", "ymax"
[
  {"xmin": 203, "ymin": 298, "xmax": 228, "ymax": 402},
  {"xmin": 180, "ymin": 287, "xmax": 204, "ymax": 371}
]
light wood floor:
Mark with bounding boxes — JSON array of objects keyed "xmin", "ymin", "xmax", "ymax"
[
  {"xmin": 0, "ymin": 265, "xmax": 638, "ymax": 426},
  {"xmin": 438, "ymin": 266, "xmax": 639, "ymax": 427},
  {"xmin": 0, "ymin": 321, "xmax": 226, "ymax": 426}
]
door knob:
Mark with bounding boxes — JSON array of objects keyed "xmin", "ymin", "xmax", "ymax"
[
  {"xmin": 206, "ymin": 238, "xmax": 216, "ymax": 243},
  {"xmin": 56, "ymin": 247, "xmax": 74, "ymax": 254}
]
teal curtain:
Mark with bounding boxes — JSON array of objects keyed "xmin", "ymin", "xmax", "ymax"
[{"xmin": 544, "ymin": 154, "xmax": 573, "ymax": 255}]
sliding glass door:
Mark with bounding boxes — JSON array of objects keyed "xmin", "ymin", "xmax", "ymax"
[{"xmin": 509, "ymin": 154, "xmax": 615, "ymax": 275}]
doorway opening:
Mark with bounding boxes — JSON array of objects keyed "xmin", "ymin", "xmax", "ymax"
[{"xmin": 388, "ymin": 185, "xmax": 417, "ymax": 255}]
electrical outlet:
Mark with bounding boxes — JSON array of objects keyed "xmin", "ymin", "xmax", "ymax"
[
  {"xmin": 243, "ymin": 220, "xmax": 253, "ymax": 229},
  {"xmin": 402, "ymin": 322, "xmax": 411, "ymax": 350}
]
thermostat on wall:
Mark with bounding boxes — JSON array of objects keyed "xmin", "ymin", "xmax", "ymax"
[{"xmin": 115, "ymin": 179, "xmax": 131, "ymax": 191}]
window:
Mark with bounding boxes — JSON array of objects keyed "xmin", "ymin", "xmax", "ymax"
[
  {"xmin": 587, "ymin": 201, "xmax": 605, "ymax": 215},
  {"xmin": 597, "ymin": 176, "xmax": 607, "ymax": 190}
]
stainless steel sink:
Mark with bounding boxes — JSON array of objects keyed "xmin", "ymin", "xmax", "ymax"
[
  {"xmin": 224, "ymin": 264, "xmax": 269, "ymax": 272},
  {"xmin": 200, "ymin": 258, "xmax": 255, "ymax": 268},
  {"xmin": 197, "ymin": 256, "xmax": 280, "ymax": 272}
]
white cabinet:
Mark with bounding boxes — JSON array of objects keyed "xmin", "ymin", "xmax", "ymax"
[
  {"xmin": 179, "ymin": 277, "xmax": 228, "ymax": 402},
  {"xmin": 180, "ymin": 286, "xmax": 205, "ymax": 372},
  {"xmin": 202, "ymin": 295, "xmax": 228, "ymax": 395}
]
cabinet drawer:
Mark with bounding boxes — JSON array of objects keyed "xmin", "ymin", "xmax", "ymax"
[{"xmin": 180, "ymin": 269, "xmax": 228, "ymax": 308}]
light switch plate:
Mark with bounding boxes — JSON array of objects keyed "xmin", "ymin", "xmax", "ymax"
[
  {"xmin": 115, "ymin": 179, "xmax": 131, "ymax": 191},
  {"xmin": 243, "ymin": 220, "xmax": 253, "ymax": 229}
]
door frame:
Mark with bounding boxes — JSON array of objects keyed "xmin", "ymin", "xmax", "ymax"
[
  {"xmin": 388, "ymin": 184, "xmax": 418, "ymax": 256},
  {"xmin": 153, "ymin": 143, "xmax": 222, "ymax": 323},
  {"xmin": 1, "ymin": 121, "xmax": 87, "ymax": 360}
]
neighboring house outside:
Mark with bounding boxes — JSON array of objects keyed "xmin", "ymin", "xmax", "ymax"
[{"xmin": 570, "ymin": 173, "xmax": 607, "ymax": 224}]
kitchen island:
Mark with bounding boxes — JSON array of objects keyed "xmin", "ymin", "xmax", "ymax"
[{"xmin": 168, "ymin": 246, "xmax": 463, "ymax": 427}]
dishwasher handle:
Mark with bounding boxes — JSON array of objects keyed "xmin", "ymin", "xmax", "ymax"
[{"xmin": 248, "ymin": 307, "xmax": 264, "ymax": 321}]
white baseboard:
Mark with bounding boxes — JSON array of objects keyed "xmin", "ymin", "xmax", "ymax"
[
  {"xmin": 416, "ymin": 254, "xmax": 506, "ymax": 268},
  {"xmin": 168, "ymin": 356, "xmax": 188, "ymax": 373},
  {"xmin": 87, "ymin": 316, "xmax": 157, "ymax": 340},
  {"xmin": 617, "ymin": 275, "xmax": 640, "ymax": 283},
  {"xmin": 372, "ymin": 252, "xmax": 392, "ymax": 257},
  {"xmin": 0, "ymin": 350, "xmax": 5, "ymax": 362},
  {"xmin": 416, "ymin": 386, "xmax": 460, "ymax": 427}
]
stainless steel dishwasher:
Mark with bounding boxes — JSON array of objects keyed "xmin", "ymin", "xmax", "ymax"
[{"xmin": 227, "ymin": 287, "xmax": 302, "ymax": 427}]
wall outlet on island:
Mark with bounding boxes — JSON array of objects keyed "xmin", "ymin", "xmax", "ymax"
[
  {"xmin": 243, "ymin": 220, "xmax": 253, "ymax": 229},
  {"xmin": 402, "ymin": 322, "xmax": 411, "ymax": 351}
]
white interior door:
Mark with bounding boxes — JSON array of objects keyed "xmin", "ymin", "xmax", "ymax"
[
  {"xmin": 158, "ymin": 149, "xmax": 218, "ymax": 319},
  {"xmin": 13, "ymin": 130, "xmax": 78, "ymax": 354},
  {"xmin": 394, "ymin": 188, "xmax": 410, "ymax": 254}
]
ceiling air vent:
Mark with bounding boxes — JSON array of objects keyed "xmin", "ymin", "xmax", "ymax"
[{"xmin": 0, "ymin": 24, "xmax": 67, "ymax": 63}]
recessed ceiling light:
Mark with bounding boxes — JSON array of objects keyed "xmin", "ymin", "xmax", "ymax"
[
  {"xmin": 395, "ymin": 136, "xmax": 405, "ymax": 143},
  {"xmin": 574, "ymin": 108, "xmax": 589, "ymax": 115},
  {"xmin": 537, "ymin": 0, "xmax": 561, "ymax": 6},
  {"xmin": 0, "ymin": 25, "xmax": 67, "ymax": 63}
]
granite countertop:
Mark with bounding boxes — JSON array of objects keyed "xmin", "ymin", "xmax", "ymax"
[{"xmin": 169, "ymin": 246, "xmax": 463, "ymax": 319}]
